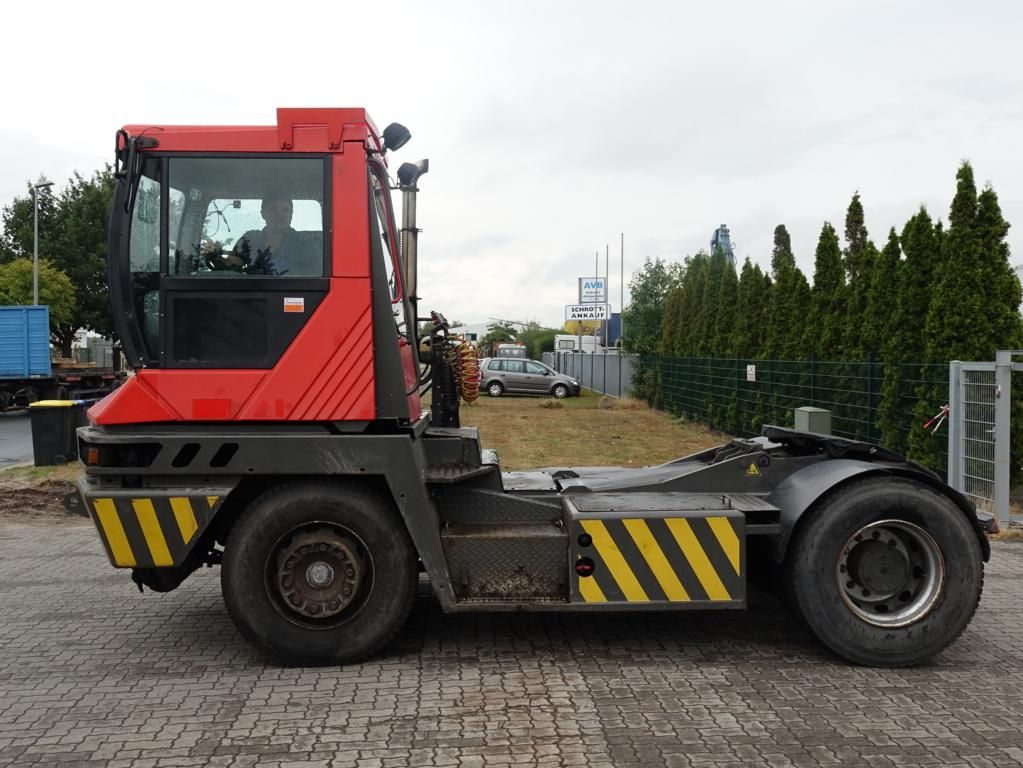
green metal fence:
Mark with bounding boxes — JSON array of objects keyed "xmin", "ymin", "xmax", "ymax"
[{"xmin": 636, "ymin": 355, "xmax": 949, "ymax": 476}]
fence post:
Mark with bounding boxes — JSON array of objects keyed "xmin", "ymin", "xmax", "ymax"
[
  {"xmin": 866, "ymin": 352, "xmax": 875, "ymax": 444},
  {"xmin": 810, "ymin": 353, "xmax": 815, "ymax": 407},
  {"xmin": 948, "ymin": 360, "xmax": 962, "ymax": 492},
  {"xmin": 995, "ymin": 351, "xmax": 1011, "ymax": 528}
]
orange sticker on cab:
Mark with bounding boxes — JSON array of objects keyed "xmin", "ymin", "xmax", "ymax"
[{"xmin": 283, "ymin": 297, "xmax": 305, "ymax": 313}]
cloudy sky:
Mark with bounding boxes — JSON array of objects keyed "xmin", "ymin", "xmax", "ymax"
[{"xmin": 3, "ymin": 0, "xmax": 1021, "ymax": 329}]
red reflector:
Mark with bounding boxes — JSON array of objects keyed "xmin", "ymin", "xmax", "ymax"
[
  {"xmin": 575, "ymin": 557, "xmax": 595, "ymax": 577},
  {"xmin": 86, "ymin": 447, "xmax": 100, "ymax": 465}
]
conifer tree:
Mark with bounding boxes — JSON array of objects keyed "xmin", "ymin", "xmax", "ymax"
[
  {"xmin": 862, "ymin": 228, "xmax": 902, "ymax": 356},
  {"xmin": 976, "ymin": 186, "xmax": 1023, "ymax": 350},
  {"xmin": 709, "ymin": 247, "xmax": 738, "ymax": 354},
  {"xmin": 675, "ymin": 253, "xmax": 709, "ymax": 356},
  {"xmin": 764, "ymin": 225, "xmax": 810, "ymax": 359},
  {"xmin": 868, "ymin": 229, "xmax": 905, "ymax": 450},
  {"xmin": 731, "ymin": 258, "xmax": 765, "ymax": 358},
  {"xmin": 806, "ymin": 222, "xmax": 845, "ymax": 358},
  {"xmin": 657, "ymin": 285, "xmax": 683, "ymax": 355},
  {"xmin": 891, "ymin": 209, "xmax": 941, "ymax": 362},
  {"xmin": 909, "ymin": 163, "xmax": 1023, "ymax": 469},
  {"xmin": 923, "ymin": 163, "xmax": 989, "ymax": 361},
  {"xmin": 842, "ymin": 193, "xmax": 878, "ymax": 356}
]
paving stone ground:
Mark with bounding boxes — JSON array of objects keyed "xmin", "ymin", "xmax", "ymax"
[{"xmin": 1, "ymin": 519, "xmax": 1022, "ymax": 768}]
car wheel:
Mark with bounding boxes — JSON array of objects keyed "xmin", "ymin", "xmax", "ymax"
[
  {"xmin": 487, "ymin": 382, "xmax": 503, "ymax": 397},
  {"xmin": 551, "ymin": 384, "xmax": 569, "ymax": 398}
]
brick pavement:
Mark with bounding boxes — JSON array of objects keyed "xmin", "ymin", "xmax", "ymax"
[{"xmin": 1, "ymin": 519, "xmax": 1022, "ymax": 768}]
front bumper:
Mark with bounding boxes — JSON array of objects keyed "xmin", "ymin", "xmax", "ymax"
[{"xmin": 78, "ymin": 477, "xmax": 231, "ymax": 568}]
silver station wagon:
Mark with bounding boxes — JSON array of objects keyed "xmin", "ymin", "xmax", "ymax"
[{"xmin": 480, "ymin": 358, "xmax": 581, "ymax": 398}]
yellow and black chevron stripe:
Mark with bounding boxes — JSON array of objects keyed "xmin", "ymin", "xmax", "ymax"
[
  {"xmin": 87, "ymin": 493, "xmax": 224, "ymax": 569},
  {"xmin": 573, "ymin": 515, "xmax": 744, "ymax": 604}
]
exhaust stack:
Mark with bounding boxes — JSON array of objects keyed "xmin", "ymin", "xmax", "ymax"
[{"xmin": 398, "ymin": 159, "xmax": 429, "ymax": 320}]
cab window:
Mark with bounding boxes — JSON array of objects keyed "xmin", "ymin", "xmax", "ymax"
[{"xmin": 168, "ymin": 157, "xmax": 326, "ymax": 277}]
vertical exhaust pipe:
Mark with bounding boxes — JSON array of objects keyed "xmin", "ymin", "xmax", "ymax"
[{"xmin": 398, "ymin": 160, "xmax": 429, "ymax": 321}]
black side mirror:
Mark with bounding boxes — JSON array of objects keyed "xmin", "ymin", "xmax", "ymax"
[{"xmin": 382, "ymin": 123, "xmax": 411, "ymax": 152}]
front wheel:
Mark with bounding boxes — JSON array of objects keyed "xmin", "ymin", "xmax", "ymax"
[
  {"xmin": 551, "ymin": 384, "xmax": 569, "ymax": 398},
  {"xmin": 487, "ymin": 382, "xmax": 503, "ymax": 397},
  {"xmin": 784, "ymin": 476, "xmax": 983, "ymax": 667},
  {"xmin": 222, "ymin": 482, "xmax": 416, "ymax": 665}
]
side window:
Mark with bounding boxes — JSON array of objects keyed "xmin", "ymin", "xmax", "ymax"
[
  {"xmin": 128, "ymin": 158, "xmax": 161, "ymax": 359},
  {"xmin": 526, "ymin": 362, "xmax": 546, "ymax": 374},
  {"xmin": 504, "ymin": 360, "xmax": 526, "ymax": 374},
  {"xmin": 169, "ymin": 157, "xmax": 326, "ymax": 277},
  {"xmin": 488, "ymin": 360, "xmax": 503, "ymax": 371},
  {"xmin": 371, "ymin": 170, "xmax": 401, "ymax": 302}
]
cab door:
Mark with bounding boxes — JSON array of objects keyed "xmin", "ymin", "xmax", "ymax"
[{"xmin": 121, "ymin": 154, "xmax": 331, "ymax": 370}]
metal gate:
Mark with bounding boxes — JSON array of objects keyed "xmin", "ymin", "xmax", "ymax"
[{"xmin": 948, "ymin": 351, "xmax": 1023, "ymax": 526}]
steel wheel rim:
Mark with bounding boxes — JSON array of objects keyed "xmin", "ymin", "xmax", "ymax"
[
  {"xmin": 265, "ymin": 521, "xmax": 374, "ymax": 629},
  {"xmin": 488, "ymin": 383, "xmax": 501, "ymax": 396},
  {"xmin": 837, "ymin": 519, "xmax": 944, "ymax": 628},
  {"xmin": 553, "ymin": 385, "xmax": 567, "ymax": 398}
]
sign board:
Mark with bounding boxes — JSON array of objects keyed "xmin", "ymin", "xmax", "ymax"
[
  {"xmin": 566, "ymin": 303, "xmax": 610, "ymax": 321},
  {"xmin": 578, "ymin": 277, "xmax": 607, "ymax": 304},
  {"xmin": 746, "ymin": 364, "xmax": 756, "ymax": 382}
]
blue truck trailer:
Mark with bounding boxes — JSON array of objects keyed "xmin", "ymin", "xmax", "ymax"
[{"xmin": 0, "ymin": 306, "xmax": 121, "ymax": 410}]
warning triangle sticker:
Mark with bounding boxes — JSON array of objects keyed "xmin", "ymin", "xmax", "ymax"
[{"xmin": 745, "ymin": 463, "xmax": 762, "ymax": 478}]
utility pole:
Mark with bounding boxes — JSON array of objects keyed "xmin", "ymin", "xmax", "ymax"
[
  {"xmin": 597, "ymin": 244, "xmax": 605, "ymax": 347},
  {"xmin": 32, "ymin": 180, "xmax": 54, "ymax": 305},
  {"xmin": 619, "ymin": 233, "xmax": 624, "ymax": 347}
]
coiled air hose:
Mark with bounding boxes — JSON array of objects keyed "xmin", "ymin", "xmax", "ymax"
[{"xmin": 457, "ymin": 342, "xmax": 480, "ymax": 403}]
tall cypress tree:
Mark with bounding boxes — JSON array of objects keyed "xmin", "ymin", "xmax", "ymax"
[
  {"xmin": 806, "ymin": 222, "xmax": 845, "ymax": 358},
  {"xmin": 891, "ymin": 209, "xmax": 941, "ymax": 362},
  {"xmin": 710, "ymin": 247, "xmax": 739, "ymax": 354},
  {"xmin": 862, "ymin": 228, "xmax": 902, "ymax": 356},
  {"xmin": 765, "ymin": 224, "xmax": 810, "ymax": 359},
  {"xmin": 976, "ymin": 185, "xmax": 1023, "ymax": 350},
  {"xmin": 731, "ymin": 258, "xmax": 772, "ymax": 358},
  {"xmin": 869, "ymin": 229, "xmax": 905, "ymax": 450},
  {"xmin": 923, "ymin": 163, "xmax": 989, "ymax": 360},
  {"xmin": 842, "ymin": 193, "xmax": 878, "ymax": 356},
  {"xmin": 676, "ymin": 253, "xmax": 709, "ymax": 356}
]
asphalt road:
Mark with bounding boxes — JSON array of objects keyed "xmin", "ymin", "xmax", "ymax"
[
  {"xmin": 0, "ymin": 518, "xmax": 1022, "ymax": 767},
  {"xmin": 0, "ymin": 410, "xmax": 32, "ymax": 467}
]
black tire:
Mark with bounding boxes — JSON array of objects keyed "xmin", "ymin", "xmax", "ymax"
[
  {"xmin": 222, "ymin": 481, "xmax": 417, "ymax": 665},
  {"xmin": 487, "ymin": 381, "xmax": 503, "ymax": 397},
  {"xmin": 551, "ymin": 384, "xmax": 569, "ymax": 399},
  {"xmin": 785, "ymin": 476, "xmax": 983, "ymax": 667}
]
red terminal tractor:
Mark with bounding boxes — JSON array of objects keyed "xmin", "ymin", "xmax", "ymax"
[{"xmin": 77, "ymin": 108, "xmax": 988, "ymax": 667}]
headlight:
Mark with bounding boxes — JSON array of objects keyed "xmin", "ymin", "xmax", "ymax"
[{"xmin": 570, "ymin": 380, "xmax": 579, "ymax": 386}]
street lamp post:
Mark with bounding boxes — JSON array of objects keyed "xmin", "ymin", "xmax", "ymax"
[{"xmin": 32, "ymin": 181, "xmax": 54, "ymax": 305}]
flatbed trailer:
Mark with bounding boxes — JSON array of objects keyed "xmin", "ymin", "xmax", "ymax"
[{"xmin": 76, "ymin": 108, "xmax": 988, "ymax": 668}]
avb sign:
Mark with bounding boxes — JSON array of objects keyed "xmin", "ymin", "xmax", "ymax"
[
  {"xmin": 566, "ymin": 303, "xmax": 610, "ymax": 321},
  {"xmin": 578, "ymin": 277, "xmax": 607, "ymax": 304}
]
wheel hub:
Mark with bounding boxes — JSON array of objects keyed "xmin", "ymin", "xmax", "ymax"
[
  {"xmin": 274, "ymin": 529, "xmax": 363, "ymax": 620},
  {"xmin": 837, "ymin": 519, "xmax": 944, "ymax": 628}
]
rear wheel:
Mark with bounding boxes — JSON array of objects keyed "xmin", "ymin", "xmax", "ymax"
[
  {"xmin": 785, "ymin": 476, "xmax": 983, "ymax": 667},
  {"xmin": 487, "ymin": 382, "xmax": 503, "ymax": 397},
  {"xmin": 222, "ymin": 482, "xmax": 416, "ymax": 665},
  {"xmin": 551, "ymin": 384, "xmax": 569, "ymax": 398}
]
